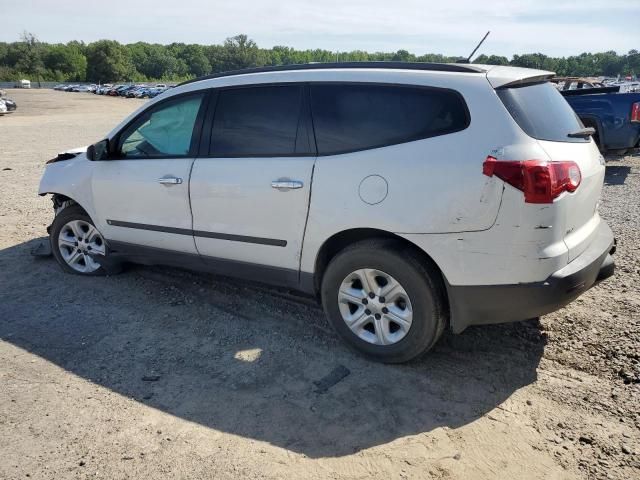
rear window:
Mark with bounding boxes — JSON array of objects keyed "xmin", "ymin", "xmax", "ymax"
[
  {"xmin": 310, "ymin": 84, "xmax": 469, "ymax": 155},
  {"xmin": 497, "ymin": 82, "xmax": 588, "ymax": 143}
]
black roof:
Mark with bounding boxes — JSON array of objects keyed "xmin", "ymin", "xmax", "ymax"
[{"xmin": 177, "ymin": 62, "xmax": 484, "ymax": 87}]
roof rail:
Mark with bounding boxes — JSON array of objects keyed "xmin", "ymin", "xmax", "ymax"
[{"xmin": 177, "ymin": 62, "xmax": 485, "ymax": 87}]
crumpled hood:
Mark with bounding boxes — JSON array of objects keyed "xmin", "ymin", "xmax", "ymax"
[{"xmin": 46, "ymin": 146, "xmax": 88, "ymax": 164}]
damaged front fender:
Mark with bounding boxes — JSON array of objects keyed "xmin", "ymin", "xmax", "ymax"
[{"xmin": 38, "ymin": 149, "xmax": 97, "ymax": 223}]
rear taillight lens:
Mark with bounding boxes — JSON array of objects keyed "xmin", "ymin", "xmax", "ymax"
[
  {"xmin": 631, "ymin": 102, "xmax": 640, "ymax": 123},
  {"xmin": 483, "ymin": 156, "xmax": 581, "ymax": 204}
]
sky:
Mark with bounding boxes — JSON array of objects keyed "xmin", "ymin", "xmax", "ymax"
[{"xmin": 2, "ymin": 0, "xmax": 638, "ymax": 58}]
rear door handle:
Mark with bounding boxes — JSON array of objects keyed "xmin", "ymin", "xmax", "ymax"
[
  {"xmin": 271, "ymin": 180, "xmax": 303, "ymax": 191},
  {"xmin": 158, "ymin": 176, "xmax": 183, "ymax": 185}
]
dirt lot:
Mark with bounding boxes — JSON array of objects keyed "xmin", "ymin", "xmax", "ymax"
[{"xmin": 0, "ymin": 89, "xmax": 638, "ymax": 480}]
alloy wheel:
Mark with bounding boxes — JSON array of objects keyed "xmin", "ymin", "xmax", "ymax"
[{"xmin": 57, "ymin": 219, "xmax": 106, "ymax": 273}]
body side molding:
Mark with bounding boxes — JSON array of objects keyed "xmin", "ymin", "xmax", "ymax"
[{"xmin": 106, "ymin": 219, "xmax": 287, "ymax": 247}]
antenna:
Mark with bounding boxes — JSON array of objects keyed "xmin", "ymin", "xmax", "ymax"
[{"xmin": 456, "ymin": 31, "xmax": 490, "ymax": 64}]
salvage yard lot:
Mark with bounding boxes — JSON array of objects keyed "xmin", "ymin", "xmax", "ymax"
[{"xmin": 0, "ymin": 89, "xmax": 638, "ymax": 479}]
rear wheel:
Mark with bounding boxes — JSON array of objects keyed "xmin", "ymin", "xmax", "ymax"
[{"xmin": 321, "ymin": 239, "xmax": 446, "ymax": 363}]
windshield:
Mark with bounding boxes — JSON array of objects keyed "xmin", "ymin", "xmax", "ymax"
[{"xmin": 497, "ymin": 82, "xmax": 588, "ymax": 143}]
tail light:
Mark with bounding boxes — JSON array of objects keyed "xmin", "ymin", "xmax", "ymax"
[
  {"xmin": 483, "ymin": 156, "xmax": 581, "ymax": 204},
  {"xmin": 631, "ymin": 102, "xmax": 640, "ymax": 123}
]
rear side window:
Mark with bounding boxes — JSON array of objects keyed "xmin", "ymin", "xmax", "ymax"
[
  {"xmin": 497, "ymin": 82, "xmax": 588, "ymax": 143},
  {"xmin": 310, "ymin": 84, "xmax": 469, "ymax": 155},
  {"xmin": 211, "ymin": 85, "xmax": 303, "ymax": 156}
]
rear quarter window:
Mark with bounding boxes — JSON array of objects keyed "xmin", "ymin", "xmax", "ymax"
[
  {"xmin": 310, "ymin": 84, "xmax": 469, "ymax": 155},
  {"xmin": 497, "ymin": 82, "xmax": 588, "ymax": 143}
]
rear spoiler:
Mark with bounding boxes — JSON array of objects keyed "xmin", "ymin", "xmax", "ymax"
[
  {"xmin": 483, "ymin": 65, "xmax": 555, "ymax": 89},
  {"xmin": 495, "ymin": 75, "xmax": 556, "ymax": 89}
]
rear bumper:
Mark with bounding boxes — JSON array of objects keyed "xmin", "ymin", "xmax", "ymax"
[{"xmin": 447, "ymin": 221, "xmax": 615, "ymax": 333}]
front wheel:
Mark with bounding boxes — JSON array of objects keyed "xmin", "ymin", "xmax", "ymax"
[
  {"xmin": 321, "ymin": 240, "xmax": 446, "ymax": 363},
  {"xmin": 50, "ymin": 205, "xmax": 107, "ymax": 275}
]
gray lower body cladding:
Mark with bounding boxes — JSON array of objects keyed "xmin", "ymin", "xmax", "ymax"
[{"xmin": 446, "ymin": 221, "xmax": 615, "ymax": 333}]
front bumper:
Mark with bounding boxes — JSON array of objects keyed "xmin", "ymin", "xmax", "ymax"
[{"xmin": 447, "ymin": 221, "xmax": 615, "ymax": 333}]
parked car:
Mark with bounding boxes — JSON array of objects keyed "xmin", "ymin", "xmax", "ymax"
[
  {"xmin": 119, "ymin": 85, "xmax": 139, "ymax": 97},
  {"xmin": 53, "ymin": 84, "xmax": 66, "ymax": 91},
  {"xmin": 109, "ymin": 85, "xmax": 127, "ymax": 96},
  {"xmin": 136, "ymin": 86, "xmax": 165, "ymax": 98},
  {"xmin": 38, "ymin": 62, "xmax": 615, "ymax": 362},
  {"xmin": 147, "ymin": 87, "xmax": 166, "ymax": 98},
  {"xmin": 0, "ymin": 92, "xmax": 16, "ymax": 114},
  {"xmin": 114, "ymin": 85, "xmax": 129, "ymax": 96},
  {"xmin": 624, "ymin": 82, "xmax": 640, "ymax": 93},
  {"xmin": 106, "ymin": 85, "xmax": 127, "ymax": 96},
  {"xmin": 561, "ymin": 89, "xmax": 640, "ymax": 153},
  {"xmin": 126, "ymin": 86, "xmax": 148, "ymax": 98},
  {"xmin": 133, "ymin": 87, "xmax": 152, "ymax": 98},
  {"xmin": 2, "ymin": 97, "xmax": 17, "ymax": 112},
  {"xmin": 95, "ymin": 84, "xmax": 113, "ymax": 95}
]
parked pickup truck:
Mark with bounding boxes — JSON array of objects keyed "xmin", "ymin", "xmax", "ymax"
[{"xmin": 562, "ymin": 88, "xmax": 640, "ymax": 154}]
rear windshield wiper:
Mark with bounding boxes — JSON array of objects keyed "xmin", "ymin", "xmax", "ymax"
[{"xmin": 567, "ymin": 127, "xmax": 595, "ymax": 138}]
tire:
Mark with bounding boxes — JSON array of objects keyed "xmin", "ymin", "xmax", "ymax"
[
  {"xmin": 321, "ymin": 239, "xmax": 446, "ymax": 363},
  {"xmin": 50, "ymin": 205, "xmax": 108, "ymax": 276}
]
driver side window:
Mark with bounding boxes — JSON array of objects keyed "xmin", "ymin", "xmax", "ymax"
[{"xmin": 118, "ymin": 93, "xmax": 205, "ymax": 158}]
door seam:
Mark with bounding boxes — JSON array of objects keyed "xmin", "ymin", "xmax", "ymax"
[{"xmin": 297, "ymin": 161, "xmax": 317, "ymax": 282}]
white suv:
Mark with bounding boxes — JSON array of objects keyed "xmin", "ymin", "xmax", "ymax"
[{"xmin": 39, "ymin": 62, "xmax": 615, "ymax": 362}]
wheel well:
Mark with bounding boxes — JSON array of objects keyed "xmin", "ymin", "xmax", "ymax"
[
  {"xmin": 49, "ymin": 193, "xmax": 88, "ymax": 215},
  {"xmin": 313, "ymin": 228, "xmax": 447, "ymax": 300}
]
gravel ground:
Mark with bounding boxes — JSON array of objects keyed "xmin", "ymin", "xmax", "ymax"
[{"xmin": 0, "ymin": 89, "xmax": 638, "ymax": 480}]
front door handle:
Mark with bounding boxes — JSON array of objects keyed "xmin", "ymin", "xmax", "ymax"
[
  {"xmin": 158, "ymin": 176, "xmax": 183, "ymax": 185},
  {"xmin": 271, "ymin": 179, "xmax": 303, "ymax": 191}
]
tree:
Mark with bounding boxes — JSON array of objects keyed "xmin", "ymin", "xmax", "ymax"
[
  {"xmin": 0, "ymin": 43, "xmax": 8, "ymax": 66},
  {"xmin": 170, "ymin": 43, "xmax": 211, "ymax": 77},
  {"xmin": 625, "ymin": 50, "xmax": 640, "ymax": 76},
  {"xmin": 14, "ymin": 32, "xmax": 45, "ymax": 82},
  {"xmin": 392, "ymin": 49, "xmax": 413, "ymax": 62},
  {"xmin": 511, "ymin": 53, "xmax": 546, "ymax": 69},
  {"xmin": 138, "ymin": 45, "xmax": 188, "ymax": 79},
  {"xmin": 474, "ymin": 54, "xmax": 509, "ymax": 66},
  {"xmin": 85, "ymin": 40, "xmax": 134, "ymax": 82},
  {"xmin": 219, "ymin": 35, "xmax": 265, "ymax": 71},
  {"xmin": 44, "ymin": 44, "xmax": 87, "ymax": 81},
  {"xmin": 1, "ymin": 32, "xmax": 638, "ymax": 83}
]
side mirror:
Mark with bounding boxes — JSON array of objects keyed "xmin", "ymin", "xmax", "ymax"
[{"xmin": 87, "ymin": 139, "xmax": 110, "ymax": 161}]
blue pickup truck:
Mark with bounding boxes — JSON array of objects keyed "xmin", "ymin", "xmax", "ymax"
[{"xmin": 562, "ymin": 88, "xmax": 640, "ymax": 154}]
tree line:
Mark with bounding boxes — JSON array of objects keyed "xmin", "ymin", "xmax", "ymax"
[{"xmin": 1, "ymin": 32, "xmax": 638, "ymax": 84}]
